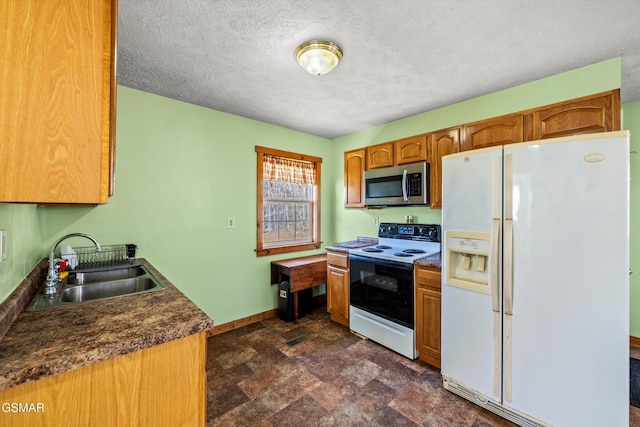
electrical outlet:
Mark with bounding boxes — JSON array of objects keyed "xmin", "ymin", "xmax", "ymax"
[
  {"xmin": 227, "ymin": 217, "xmax": 236, "ymax": 228},
  {"xmin": 0, "ymin": 229, "xmax": 6, "ymax": 261},
  {"xmin": 373, "ymin": 217, "xmax": 379, "ymax": 226}
]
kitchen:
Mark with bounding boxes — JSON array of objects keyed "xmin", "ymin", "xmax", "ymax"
[{"xmin": 1, "ymin": 1, "xmax": 640, "ymax": 426}]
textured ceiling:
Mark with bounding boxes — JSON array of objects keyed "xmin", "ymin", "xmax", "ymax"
[{"xmin": 117, "ymin": 0, "xmax": 640, "ymax": 139}]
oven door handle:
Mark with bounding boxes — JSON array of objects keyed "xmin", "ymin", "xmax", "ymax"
[{"xmin": 349, "ymin": 254, "xmax": 415, "ymax": 271}]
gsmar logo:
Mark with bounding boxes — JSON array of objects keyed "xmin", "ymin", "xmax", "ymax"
[{"xmin": 2, "ymin": 402, "xmax": 45, "ymax": 413}]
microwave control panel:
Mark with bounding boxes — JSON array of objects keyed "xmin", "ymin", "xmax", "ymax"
[{"xmin": 408, "ymin": 173, "xmax": 422, "ymax": 196}]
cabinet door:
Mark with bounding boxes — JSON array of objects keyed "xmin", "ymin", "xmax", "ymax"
[
  {"xmin": 528, "ymin": 90, "xmax": 620, "ymax": 140},
  {"xmin": 366, "ymin": 142, "xmax": 394, "ymax": 169},
  {"xmin": 327, "ymin": 265, "xmax": 349, "ymax": 327},
  {"xmin": 416, "ymin": 286, "xmax": 442, "ymax": 368},
  {"xmin": 428, "ymin": 127, "xmax": 460, "ymax": 209},
  {"xmin": 0, "ymin": 0, "xmax": 116, "ymax": 204},
  {"xmin": 462, "ymin": 114, "xmax": 524, "ymax": 151},
  {"xmin": 0, "ymin": 333, "xmax": 206, "ymax": 427},
  {"xmin": 415, "ymin": 267, "xmax": 442, "ymax": 368},
  {"xmin": 344, "ymin": 149, "xmax": 365, "ymax": 208},
  {"xmin": 395, "ymin": 134, "xmax": 428, "ymax": 165}
]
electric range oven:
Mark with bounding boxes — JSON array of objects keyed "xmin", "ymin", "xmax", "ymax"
[{"xmin": 348, "ymin": 223, "xmax": 441, "ymax": 359}]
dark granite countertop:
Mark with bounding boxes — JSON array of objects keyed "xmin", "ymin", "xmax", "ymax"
[
  {"xmin": 0, "ymin": 258, "xmax": 213, "ymax": 392},
  {"xmin": 414, "ymin": 252, "xmax": 442, "ymax": 270},
  {"xmin": 325, "ymin": 237, "xmax": 378, "ymax": 253}
]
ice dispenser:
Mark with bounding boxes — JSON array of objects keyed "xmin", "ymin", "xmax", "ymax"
[{"xmin": 445, "ymin": 231, "xmax": 491, "ymax": 294}]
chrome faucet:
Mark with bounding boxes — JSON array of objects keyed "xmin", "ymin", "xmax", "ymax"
[{"xmin": 44, "ymin": 233, "xmax": 101, "ymax": 294}]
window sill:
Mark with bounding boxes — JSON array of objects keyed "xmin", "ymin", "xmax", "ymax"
[{"xmin": 256, "ymin": 242, "xmax": 322, "ymax": 257}]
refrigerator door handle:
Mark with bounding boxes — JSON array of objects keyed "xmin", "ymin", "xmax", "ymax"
[
  {"xmin": 503, "ymin": 219, "xmax": 514, "ymax": 315},
  {"xmin": 503, "ymin": 154, "xmax": 514, "ymax": 316},
  {"xmin": 490, "ymin": 218, "xmax": 501, "ymax": 398},
  {"xmin": 491, "ymin": 155, "xmax": 502, "ymax": 399},
  {"xmin": 503, "ymin": 153, "xmax": 514, "ymax": 402},
  {"xmin": 490, "ymin": 221, "xmax": 500, "ymax": 312},
  {"xmin": 490, "ymin": 154, "xmax": 502, "ymax": 313}
]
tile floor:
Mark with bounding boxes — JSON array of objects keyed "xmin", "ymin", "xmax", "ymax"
[{"xmin": 206, "ymin": 305, "xmax": 640, "ymax": 426}]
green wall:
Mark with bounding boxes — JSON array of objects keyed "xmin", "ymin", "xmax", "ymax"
[
  {"xmin": 3, "ymin": 57, "xmax": 638, "ymax": 335},
  {"xmin": 0, "ymin": 204, "xmax": 44, "ymax": 302},
  {"xmin": 42, "ymin": 87, "xmax": 332, "ymax": 326}
]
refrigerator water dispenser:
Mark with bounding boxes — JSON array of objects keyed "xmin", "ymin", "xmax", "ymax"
[{"xmin": 445, "ymin": 231, "xmax": 491, "ymax": 294}]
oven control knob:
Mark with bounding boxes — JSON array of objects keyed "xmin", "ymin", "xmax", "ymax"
[
  {"xmin": 429, "ymin": 228, "xmax": 438, "ymax": 239},
  {"xmin": 419, "ymin": 226, "xmax": 437, "ymax": 239}
]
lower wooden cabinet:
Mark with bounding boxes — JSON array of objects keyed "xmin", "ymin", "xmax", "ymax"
[
  {"xmin": 0, "ymin": 332, "xmax": 207, "ymax": 427},
  {"xmin": 415, "ymin": 266, "xmax": 441, "ymax": 368},
  {"xmin": 327, "ymin": 251, "xmax": 350, "ymax": 327}
]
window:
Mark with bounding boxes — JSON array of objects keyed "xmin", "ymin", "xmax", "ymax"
[{"xmin": 255, "ymin": 146, "xmax": 322, "ymax": 256}]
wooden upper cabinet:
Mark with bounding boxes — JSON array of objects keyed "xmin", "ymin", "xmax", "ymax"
[
  {"xmin": 528, "ymin": 90, "xmax": 620, "ymax": 141},
  {"xmin": 344, "ymin": 149, "xmax": 365, "ymax": 208},
  {"xmin": 429, "ymin": 127, "xmax": 460, "ymax": 209},
  {"xmin": 395, "ymin": 134, "xmax": 428, "ymax": 164},
  {"xmin": 344, "ymin": 90, "xmax": 621, "ymax": 210},
  {"xmin": 366, "ymin": 142, "xmax": 394, "ymax": 169},
  {"xmin": 462, "ymin": 114, "xmax": 524, "ymax": 151},
  {"xmin": 0, "ymin": 0, "xmax": 117, "ymax": 204}
]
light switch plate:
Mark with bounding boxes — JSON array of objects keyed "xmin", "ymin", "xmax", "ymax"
[
  {"xmin": 227, "ymin": 217, "xmax": 236, "ymax": 228},
  {"xmin": 0, "ymin": 229, "xmax": 6, "ymax": 261}
]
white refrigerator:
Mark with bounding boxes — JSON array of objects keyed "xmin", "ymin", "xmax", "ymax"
[{"xmin": 441, "ymin": 131, "xmax": 630, "ymax": 426}]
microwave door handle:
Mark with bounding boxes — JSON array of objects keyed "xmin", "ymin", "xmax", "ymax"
[{"xmin": 402, "ymin": 169, "xmax": 408, "ymax": 201}]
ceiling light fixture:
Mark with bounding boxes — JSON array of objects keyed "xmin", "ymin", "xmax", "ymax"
[{"xmin": 294, "ymin": 40, "xmax": 343, "ymax": 76}]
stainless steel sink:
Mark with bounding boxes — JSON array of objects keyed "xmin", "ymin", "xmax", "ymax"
[
  {"xmin": 27, "ymin": 265, "xmax": 168, "ymax": 311},
  {"xmin": 66, "ymin": 267, "xmax": 146, "ymax": 285},
  {"xmin": 60, "ymin": 277, "xmax": 157, "ymax": 303}
]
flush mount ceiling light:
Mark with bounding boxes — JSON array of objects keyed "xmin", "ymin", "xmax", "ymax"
[{"xmin": 294, "ymin": 40, "xmax": 343, "ymax": 76}]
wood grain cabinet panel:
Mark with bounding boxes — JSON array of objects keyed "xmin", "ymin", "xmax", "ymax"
[
  {"xmin": 0, "ymin": 333, "xmax": 207, "ymax": 427},
  {"xmin": 0, "ymin": 0, "xmax": 116, "ymax": 204},
  {"xmin": 366, "ymin": 142, "xmax": 394, "ymax": 169},
  {"xmin": 327, "ymin": 251, "xmax": 350, "ymax": 327},
  {"xmin": 342, "ymin": 90, "xmax": 620, "ymax": 211},
  {"xmin": 395, "ymin": 134, "xmax": 428, "ymax": 164},
  {"xmin": 462, "ymin": 114, "xmax": 524, "ymax": 151},
  {"xmin": 415, "ymin": 266, "xmax": 441, "ymax": 368},
  {"xmin": 529, "ymin": 90, "xmax": 620, "ymax": 140},
  {"xmin": 344, "ymin": 149, "xmax": 365, "ymax": 208},
  {"xmin": 428, "ymin": 127, "xmax": 460, "ymax": 209}
]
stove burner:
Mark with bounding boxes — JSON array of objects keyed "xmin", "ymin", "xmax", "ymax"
[
  {"xmin": 376, "ymin": 245, "xmax": 392, "ymax": 250},
  {"xmin": 402, "ymin": 249, "xmax": 426, "ymax": 254},
  {"xmin": 394, "ymin": 253, "xmax": 414, "ymax": 257},
  {"xmin": 363, "ymin": 248, "xmax": 384, "ymax": 253}
]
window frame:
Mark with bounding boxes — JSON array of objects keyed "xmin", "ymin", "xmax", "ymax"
[{"xmin": 255, "ymin": 146, "xmax": 322, "ymax": 257}]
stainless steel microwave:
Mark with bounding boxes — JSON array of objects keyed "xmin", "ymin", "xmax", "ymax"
[{"xmin": 364, "ymin": 162, "xmax": 429, "ymax": 206}]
